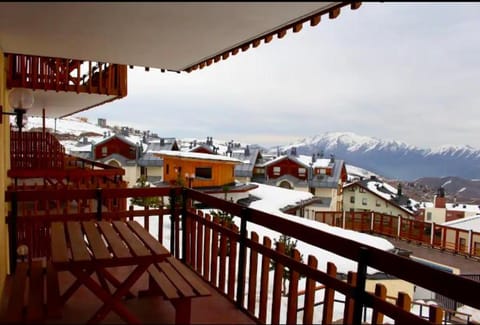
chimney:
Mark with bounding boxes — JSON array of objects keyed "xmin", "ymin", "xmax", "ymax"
[
  {"xmin": 311, "ymin": 153, "xmax": 316, "ymax": 163},
  {"xmin": 397, "ymin": 183, "xmax": 403, "ymax": 196},
  {"xmin": 434, "ymin": 187, "xmax": 446, "ymax": 208},
  {"xmin": 330, "ymin": 154, "xmax": 335, "ymax": 163},
  {"xmin": 290, "ymin": 147, "xmax": 297, "ymax": 156},
  {"xmin": 160, "ymin": 138, "xmax": 165, "ymax": 146},
  {"xmin": 244, "ymin": 145, "xmax": 250, "ymax": 156}
]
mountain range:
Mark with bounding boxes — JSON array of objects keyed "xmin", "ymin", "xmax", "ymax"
[
  {"xmin": 272, "ymin": 132, "xmax": 480, "ymax": 181},
  {"xmin": 23, "ymin": 116, "xmax": 480, "ymax": 203}
]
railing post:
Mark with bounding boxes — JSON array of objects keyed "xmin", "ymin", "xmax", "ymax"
[
  {"xmin": 430, "ymin": 222, "xmax": 435, "ymax": 247},
  {"xmin": 169, "ymin": 188, "xmax": 176, "ymax": 255},
  {"xmin": 353, "ymin": 246, "xmax": 368, "ymax": 325},
  {"xmin": 370, "ymin": 212, "xmax": 374, "ymax": 233},
  {"xmin": 181, "ymin": 187, "xmax": 188, "ymax": 262},
  {"xmin": 467, "ymin": 229, "xmax": 473, "ymax": 257},
  {"xmin": 8, "ymin": 192, "xmax": 18, "ymax": 274},
  {"xmin": 95, "ymin": 187, "xmax": 102, "ymax": 221},
  {"xmin": 236, "ymin": 207, "xmax": 249, "ymax": 308}
]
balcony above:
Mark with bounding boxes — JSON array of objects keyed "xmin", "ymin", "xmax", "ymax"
[{"xmin": 5, "ymin": 54, "xmax": 127, "ymax": 118}]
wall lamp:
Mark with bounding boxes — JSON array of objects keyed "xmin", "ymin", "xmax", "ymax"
[{"xmin": 0, "ymin": 88, "xmax": 34, "ymax": 133}]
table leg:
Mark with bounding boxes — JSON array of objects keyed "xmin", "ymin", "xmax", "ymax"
[
  {"xmin": 70, "ymin": 264, "xmax": 148, "ymax": 324},
  {"xmin": 97, "ymin": 267, "xmax": 136, "ymax": 299}
]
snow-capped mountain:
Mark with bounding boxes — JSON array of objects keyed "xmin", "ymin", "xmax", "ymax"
[{"xmin": 272, "ymin": 132, "xmax": 480, "ymax": 181}]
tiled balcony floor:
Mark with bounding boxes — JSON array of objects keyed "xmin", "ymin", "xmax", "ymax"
[{"xmin": 3, "ymin": 264, "xmax": 259, "ymax": 325}]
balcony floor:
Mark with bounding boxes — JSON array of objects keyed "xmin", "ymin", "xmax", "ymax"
[{"xmin": 3, "ymin": 264, "xmax": 258, "ymax": 325}]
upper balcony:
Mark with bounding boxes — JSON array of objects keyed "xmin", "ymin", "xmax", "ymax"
[{"xmin": 5, "ymin": 53, "xmax": 127, "ymax": 119}]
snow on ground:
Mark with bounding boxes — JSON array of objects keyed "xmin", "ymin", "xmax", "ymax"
[{"xmin": 129, "ymin": 182, "xmax": 480, "ymax": 323}]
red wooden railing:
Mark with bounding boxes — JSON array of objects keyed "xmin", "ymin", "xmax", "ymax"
[
  {"xmin": 4, "ymin": 187, "xmax": 480, "ymax": 324},
  {"xmin": 8, "ymin": 130, "xmax": 126, "ymax": 189},
  {"xmin": 315, "ymin": 210, "xmax": 480, "ymax": 259},
  {"xmin": 10, "ymin": 130, "xmax": 65, "ymax": 169},
  {"xmin": 6, "ymin": 54, "xmax": 127, "ymax": 97}
]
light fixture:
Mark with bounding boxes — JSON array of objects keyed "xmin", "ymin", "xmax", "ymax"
[
  {"xmin": 4, "ymin": 88, "xmax": 34, "ymax": 133},
  {"xmin": 185, "ymin": 172, "xmax": 195, "ymax": 188}
]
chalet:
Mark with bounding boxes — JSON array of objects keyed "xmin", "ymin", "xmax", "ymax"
[
  {"xmin": 416, "ymin": 187, "xmax": 480, "ymax": 224},
  {"xmin": 343, "ymin": 176, "xmax": 417, "ymax": 219},
  {"xmin": 156, "ymin": 150, "xmax": 257, "ymax": 202},
  {"xmin": 255, "ymin": 149, "xmax": 347, "ymax": 211},
  {"xmin": 137, "ymin": 137, "xmax": 179, "ymax": 184},
  {"xmin": 92, "ymin": 134, "xmax": 143, "ymax": 186},
  {"xmin": 232, "ymin": 145, "xmax": 264, "ymax": 183}
]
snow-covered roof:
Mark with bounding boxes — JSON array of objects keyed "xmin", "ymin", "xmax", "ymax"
[
  {"xmin": 155, "ymin": 150, "xmax": 243, "ymax": 163},
  {"xmin": 442, "ymin": 214, "xmax": 480, "ymax": 231},
  {"xmin": 246, "ymin": 183, "xmax": 395, "ymax": 275},
  {"xmin": 420, "ymin": 201, "xmax": 480, "ymax": 213},
  {"xmin": 345, "ymin": 179, "xmax": 418, "ymax": 214}
]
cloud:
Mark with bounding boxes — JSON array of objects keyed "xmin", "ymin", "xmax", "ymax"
[{"xmin": 77, "ymin": 2, "xmax": 480, "ymax": 149}]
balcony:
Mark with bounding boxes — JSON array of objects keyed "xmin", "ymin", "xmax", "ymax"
[
  {"xmin": 2, "ymin": 186, "xmax": 480, "ymax": 324},
  {"xmin": 5, "ymin": 53, "xmax": 127, "ymax": 118}
]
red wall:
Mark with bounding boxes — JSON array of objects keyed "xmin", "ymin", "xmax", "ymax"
[
  {"xmin": 266, "ymin": 158, "xmax": 307, "ymax": 180},
  {"xmin": 94, "ymin": 137, "xmax": 136, "ymax": 160}
]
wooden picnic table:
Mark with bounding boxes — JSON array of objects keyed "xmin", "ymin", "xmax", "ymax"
[{"xmin": 50, "ymin": 219, "xmax": 171, "ymax": 324}]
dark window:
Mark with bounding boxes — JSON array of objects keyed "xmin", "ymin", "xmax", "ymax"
[
  {"xmin": 195, "ymin": 167, "xmax": 212, "ymax": 179},
  {"xmin": 166, "ymin": 164, "xmax": 169, "ymax": 175}
]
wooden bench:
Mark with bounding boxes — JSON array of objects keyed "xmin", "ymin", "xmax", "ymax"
[
  {"xmin": 144, "ymin": 256, "xmax": 211, "ymax": 324},
  {"xmin": 1, "ymin": 260, "xmax": 61, "ymax": 324}
]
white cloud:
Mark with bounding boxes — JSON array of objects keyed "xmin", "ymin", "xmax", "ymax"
[{"xmin": 76, "ymin": 2, "xmax": 480, "ymax": 149}]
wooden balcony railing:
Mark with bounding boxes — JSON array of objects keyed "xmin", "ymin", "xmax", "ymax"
[
  {"xmin": 4, "ymin": 186, "xmax": 480, "ymax": 324},
  {"xmin": 6, "ymin": 53, "xmax": 127, "ymax": 97},
  {"xmin": 315, "ymin": 210, "xmax": 480, "ymax": 258},
  {"xmin": 8, "ymin": 130, "xmax": 126, "ymax": 189}
]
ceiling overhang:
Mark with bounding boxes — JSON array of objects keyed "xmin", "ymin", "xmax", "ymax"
[
  {"xmin": 0, "ymin": 2, "xmax": 361, "ymax": 72},
  {"xmin": 0, "ymin": 2, "xmax": 362, "ymax": 118}
]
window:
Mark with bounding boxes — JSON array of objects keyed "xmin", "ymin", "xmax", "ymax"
[
  {"xmin": 195, "ymin": 167, "xmax": 212, "ymax": 179},
  {"xmin": 273, "ymin": 166, "xmax": 281, "ymax": 176},
  {"xmin": 101, "ymin": 146, "xmax": 107, "ymax": 157},
  {"xmin": 362, "ymin": 198, "xmax": 367, "ymax": 206},
  {"xmin": 298, "ymin": 168, "xmax": 306, "ymax": 177},
  {"xmin": 426, "ymin": 212, "xmax": 432, "ymax": 221},
  {"xmin": 166, "ymin": 164, "xmax": 169, "ymax": 175},
  {"xmin": 350, "ymin": 196, "xmax": 355, "ymax": 203},
  {"xmin": 359, "ymin": 187, "xmax": 365, "ymax": 193},
  {"xmin": 376, "ymin": 200, "xmax": 381, "ymax": 207},
  {"xmin": 459, "ymin": 238, "xmax": 466, "ymax": 252}
]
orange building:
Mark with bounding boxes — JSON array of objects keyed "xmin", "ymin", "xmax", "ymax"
[{"xmin": 157, "ymin": 151, "xmax": 241, "ymax": 189}]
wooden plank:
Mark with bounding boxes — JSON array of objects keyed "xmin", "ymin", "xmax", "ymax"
[
  {"xmin": 271, "ymin": 242, "xmax": 284, "ymax": 324},
  {"xmin": 66, "ymin": 221, "xmax": 91, "ymax": 262},
  {"xmin": 258, "ymin": 237, "xmax": 271, "ymax": 323},
  {"xmin": 303, "ymin": 255, "xmax": 318, "ymax": 324},
  {"xmin": 113, "ymin": 221, "xmax": 149, "ymax": 257},
  {"xmin": 218, "ymin": 231, "xmax": 227, "ymax": 293},
  {"xmin": 46, "ymin": 261, "xmax": 62, "ymax": 318},
  {"xmin": 227, "ymin": 228, "xmax": 237, "ymax": 300},
  {"xmin": 286, "ymin": 249, "xmax": 300, "ymax": 325},
  {"xmin": 147, "ymin": 265, "xmax": 179, "ymax": 299},
  {"xmin": 127, "ymin": 220, "xmax": 169, "ymax": 256},
  {"xmin": 322, "ymin": 262, "xmax": 337, "ymax": 324},
  {"xmin": 6, "ymin": 262, "xmax": 29, "ymax": 322},
  {"xmin": 82, "ymin": 221, "xmax": 111, "ymax": 260},
  {"xmin": 50, "ymin": 222, "xmax": 69, "ymax": 263},
  {"xmin": 203, "ymin": 214, "xmax": 211, "ymax": 281},
  {"xmin": 97, "ymin": 221, "xmax": 131, "ymax": 258},
  {"xmin": 158, "ymin": 261, "xmax": 195, "ymax": 297},
  {"xmin": 343, "ymin": 272, "xmax": 357, "ymax": 324},
  {"xmin": 26, "ymin": 261, "xmax": 44, "ymax": 322},
  {"xmin": 247, "ymin": 232, "xmax": 259, "ymax": 314},
  {"xmin": 167, "ymin": 257, "xmax": 210, "ymax": 296}
]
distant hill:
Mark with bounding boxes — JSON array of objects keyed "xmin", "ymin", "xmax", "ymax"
[
  {"xmin": 272, "ymin": 132, "xmax": 480, "ymax": 181},
  {"xmin": 23, "ymin": 116, "xmax": 480, "ymax": 204}
]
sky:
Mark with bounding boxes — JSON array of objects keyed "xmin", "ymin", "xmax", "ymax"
[{"xmin": 74, "ymin": 2, "xmax": 480, "ymax": 150}]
